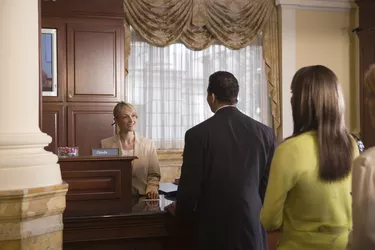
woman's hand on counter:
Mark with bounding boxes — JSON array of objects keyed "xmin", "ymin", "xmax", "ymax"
[{"xmin": 147, "ymin": 190, "xmax": 159, "ymax": 199}]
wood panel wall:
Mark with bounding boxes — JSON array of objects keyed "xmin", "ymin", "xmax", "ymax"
[
  {"xmin": 41, "ymin": 0, "xmax": 124, "ymax": 156},
  {"xmin": 356, "ymin": 0, "xmax": 375, "ymax": 147}
]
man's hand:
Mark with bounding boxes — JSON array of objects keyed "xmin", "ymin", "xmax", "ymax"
[{"xmin": 164, "ymin": 202, "xmax": 176, "ymax": 215}]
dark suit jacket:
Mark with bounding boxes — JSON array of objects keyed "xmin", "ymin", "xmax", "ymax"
[{"xmin": 175, "ymin": 106, "xmax": 276, "ymax": 250}]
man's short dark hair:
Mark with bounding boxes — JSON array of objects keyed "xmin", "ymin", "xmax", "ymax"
[{"xmin": 207, "ymin": 71, "xmax": 239, "ymax": 104}]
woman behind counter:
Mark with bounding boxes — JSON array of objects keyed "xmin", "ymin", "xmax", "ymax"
[
  {"xmin": 260, "ymin": 65, "xmax": 360, "ymax": 250},
  {"xmin": 101, "ymin": 102, "xmax": 161, "ymax": 199}
]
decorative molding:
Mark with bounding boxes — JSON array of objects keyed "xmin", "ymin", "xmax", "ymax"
[
  {"xmin": 157, "ymin": 150, "xmax": 182, "ymax": 182},
  {"xmin": 279, "ymin": 8, "xmax": 296, "ymax": 139},
  {"xmin": 157, "ymin": 149, "xmax": 182, "ymax": 166},
  {"xmin": 276, "ymin": 0, "xmax": 356, "ymax": 11}
]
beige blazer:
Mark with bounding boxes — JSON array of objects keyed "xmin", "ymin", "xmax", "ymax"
[
  {"xmin": 348, "ymin": 147, "xmax": 375, "ymax": 250},
  {"xmin": 101, "ymin": 133, "xmax": 161, "ymax": 195}
]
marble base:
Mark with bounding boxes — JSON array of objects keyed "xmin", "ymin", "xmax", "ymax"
[
  {"xmin": 0, "ymin": 231, "xmax": 62, "ymax": 250},
  {"xmin": 0, "ymin": 183, "xmax": 68, "ymax": 249}
]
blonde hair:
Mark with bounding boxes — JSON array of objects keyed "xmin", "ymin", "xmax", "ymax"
[
  {"xmin": 112, "ymin": 102, "xmax": 138, "ymax": 125},
  {"xmin": 365, "ymin": 64, "xmax": 375, "ymax": 98}
]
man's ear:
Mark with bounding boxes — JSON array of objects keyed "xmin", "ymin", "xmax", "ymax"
[{"xmin": 211, "ymin": 93, "xmax": 216, "ymax": 103}]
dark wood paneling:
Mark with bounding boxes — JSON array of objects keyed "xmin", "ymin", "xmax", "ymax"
[
  {"xmin": 63, "ymin": 197, "xmax": 279, "ymax": 250},
  {"xmin": 41, "ymin": 0, "xmax": 68, "ymax": 18},
  {"xmin": 41, "ymin": 18, "xmax": 67, "ymax": 102},
  {"xmin": 60, "ymin": 156, "xmax": 134, "ymax": 217},
  {"xmin": 356, "ymin": 1, "xmax": 375, "ymax": 31},
  {"xmin": 358, "ymin": 30, "xmax": 375, "ymax": 147},
  {"xmin": 67, "ymin": 104, "xmax": 116, "ymax": 156},
  {"xmin": 64, "ymin": 169, "xmax": 120, "ymax": 200},
  {"xmin": 67, "ymin": 0, "xmax": 124, "ymax": 18},
  {"xmin": 357, "ymin": 0, "xmax": 375, "ymax": 147},
  {"xmin": 39, "ymin": 0, "xmax": 42, "ymax": 128},
  {"xmin": 64, "ymin": 238, "xmax": 164, "ymax": 250},
  {"xmin": 67, "ymin": 21, "xmax": 123, "ymax": 102},
  {"xmin": 41, "ymin": 0, "xmax": 124, "ymax": 19},
  {"xmin": 40, "ymin": 1, "xmax": 125, "ymax": 160},
  {"xmin": 42, "ymin": 103, "xmax": 66, "ymax": 153},
  {"xmin": 64, "ymin": 213, "xmax": 167, "ymax": 243}
]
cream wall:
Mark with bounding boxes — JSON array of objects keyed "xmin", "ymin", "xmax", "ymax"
[
  {"xmin": 278, "ymin": 1, "xmax": 359, "ymax": 138},
  {"xmin": 295, "ymin": 9, "xmax": 359, "ymax": 133}
]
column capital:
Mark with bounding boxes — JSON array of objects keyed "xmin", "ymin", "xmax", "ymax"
[{"xmin": 275, "ymin": 0, "xmax": 356, "ymax": 11}]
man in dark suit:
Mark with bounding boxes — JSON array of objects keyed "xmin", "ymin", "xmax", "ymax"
[{"xmin": 174, "ymin": 71, "xmax": 276, "ymax": 250}]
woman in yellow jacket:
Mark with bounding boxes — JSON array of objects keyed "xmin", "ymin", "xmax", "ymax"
[{"xmin": 260, "ymin": 65, "xmax": 360, "ymax": 250}]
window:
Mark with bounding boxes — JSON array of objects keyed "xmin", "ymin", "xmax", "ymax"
[{"xmin": 126, "ymin": 29, "xmax": 270, "ymax": 149}]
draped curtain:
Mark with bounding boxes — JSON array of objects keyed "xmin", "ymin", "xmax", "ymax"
[
  {"xmin": 123, "ymin": 0, "xmax": 280, "ymax": 137},
  {"xmin": 126, "ymin": 30, "xmax": 268, "ymax": 149}
]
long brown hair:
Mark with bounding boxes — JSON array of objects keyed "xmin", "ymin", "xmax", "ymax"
[{"xmin": 290, "ymin": 65, "xmax": 353, "ymax": 182}]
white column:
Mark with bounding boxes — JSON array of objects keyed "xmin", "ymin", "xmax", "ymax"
[{"xmin": 0, "ymin": 0, "xmax": 62, "ymax": 190}]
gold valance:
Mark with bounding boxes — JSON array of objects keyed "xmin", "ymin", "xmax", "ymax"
[{"xmin": 123, "ymin": 0, "xmax": 274, "ymax": 50}]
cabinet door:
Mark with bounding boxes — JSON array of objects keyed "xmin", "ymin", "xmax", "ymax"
[
  {"xmin": 42, "ymin": 103, "xmax": 66, "ymax": 153},
  {"xmin": 359, "ymin": 30, "xmax": 375, "ymax": 147},
  {"xmin": 67, "ymin": 104, "xmax": 116, "ymax": 156},
  {"xmin": 67, "ymin": 21, "xmax": 124, "ymax": 102}
]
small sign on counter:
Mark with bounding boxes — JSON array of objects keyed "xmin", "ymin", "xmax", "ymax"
[{"xmin": 92, "ymin": 148, "xmax": 119, "ymax": 156}]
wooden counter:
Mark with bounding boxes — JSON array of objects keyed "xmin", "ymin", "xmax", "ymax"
[
  {"xmin": 60, "ymin": 157, "xmax": 279, "ymax": 250},
  {"xmin": 62, "ymin": 195, "xmax": 279, "ymax": 250},
  {"xmin": 59, "ymin": 156, "xmax": 136, "ymax": 216}
]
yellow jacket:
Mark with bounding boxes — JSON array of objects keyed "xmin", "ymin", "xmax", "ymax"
[{"xmin": 261, "ymin": 131, "xmax": 359, "ymax": 250}]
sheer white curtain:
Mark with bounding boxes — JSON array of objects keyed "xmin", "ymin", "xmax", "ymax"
[{"xmin": 126, "ymin": 29, "xmax": 270, "ymax": 149}]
